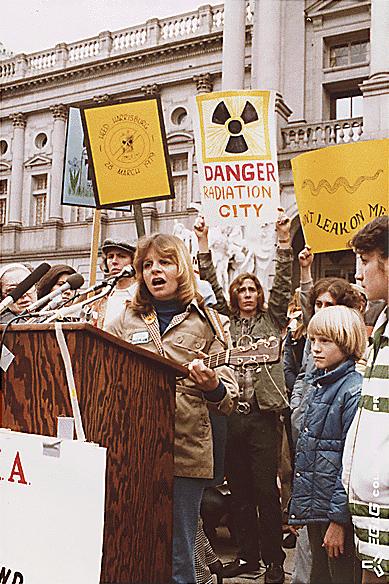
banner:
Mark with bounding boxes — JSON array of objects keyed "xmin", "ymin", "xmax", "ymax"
[
  {"xmin": 0, "ymin": 430, "xmax": 106, "ymax": 584},
  {"xmin": 194, "ymin": 90, "xmax": 280, "ymax": 228},
  {"xmin": 81, "ymin": 96, "xmax": 174, "ymax": 208},
  {"xmin": 292, "ymin": 139, "xmax": 389, "ymax": 253}
]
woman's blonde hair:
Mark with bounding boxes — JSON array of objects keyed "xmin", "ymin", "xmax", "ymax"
[
  {"xmin": 308, "ymin": 305, "xmax": 367, "ymax": 360},
  {"xmin": 131, "ymin": 233, "xmax": 203, "ymax": 314}
]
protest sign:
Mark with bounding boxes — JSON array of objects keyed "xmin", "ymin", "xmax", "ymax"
[
  {"xmin": 292, "ymin": 139, "xmax": 389, "ymax": 253},
  {"xmin": 194, "ymin": 90, "xmax": 280, "ymax": 228},
  {"xmin": 0, "ymin": 430, "xmax": 106, "ymax": 584},
  {"xmin": 62, "ymin": 107, "xmax": 96, "ymax": 208},
  {"xmin": 80, "ymin": 96, "xmax": 174, "ymax": 208}
]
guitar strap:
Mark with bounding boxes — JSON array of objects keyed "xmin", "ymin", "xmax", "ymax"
[{"xmin": 203, "ymin": 307, "xmax": 229, "ymax": 349}]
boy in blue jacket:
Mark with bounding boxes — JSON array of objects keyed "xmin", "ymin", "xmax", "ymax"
[{"xmin": 289, "ymin": 305, "xmax": 367, "ymax": 584}]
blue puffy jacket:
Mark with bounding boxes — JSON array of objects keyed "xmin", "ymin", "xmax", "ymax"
[{"xmin": 289, "ymin": 359, "xmax": 362, "ymax": 525}]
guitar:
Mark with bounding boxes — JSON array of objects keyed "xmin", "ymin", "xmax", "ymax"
[{"xmin": 185, "ymin": 336, "xmax": 281, "ymax": 371}]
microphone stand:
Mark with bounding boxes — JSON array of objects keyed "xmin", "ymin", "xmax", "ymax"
[{"xmin": 43, "ymin": 285, "xmax": 113, "ymax": 323}]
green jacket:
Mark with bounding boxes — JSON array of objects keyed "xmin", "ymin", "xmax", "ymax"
[{"xmin": 198, "ymin": 247, "xmax": 293, "ymax": 411}]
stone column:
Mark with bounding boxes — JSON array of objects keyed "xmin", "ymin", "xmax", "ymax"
[
  {"xmin": 8, "ymin": 113, "xmax": 26, "ymax": 225},
  {"xmin": 361, "ymin": 0, "xmax": 389, "ymax": 139},
  {"xmin": 251, "ymin": 0, "xmax": 281, "ymax": 91},
  {"xmin": 252, "ymin": 0, "xmax": 291, "ymax": 148},
  {"xmin": 370, "ymin": 0, "xmax": 389, "ymax": 76},
  {"xmin": 49, "ymin": 104, "xmax": 68, "ymax": 221},
  {"xmin": 221, "ymin": 0, "xmax": 246, "ymax": 90}
]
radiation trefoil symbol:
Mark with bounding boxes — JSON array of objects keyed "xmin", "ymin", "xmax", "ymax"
[
  {"xmin": 212, "ymin": 100, "xmax": 258, "ymax": 153},
  {"xmin": 201, "ymin": 94, "xmax": 270, "ymax": 161}
]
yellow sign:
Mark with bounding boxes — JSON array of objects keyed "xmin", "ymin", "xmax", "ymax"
[
  {"xmin": 197, "ymin": 90, "xmax": 271, "ymax": 163},
  {"xmin": 292, "ymin": 139, "xmax": 389, "ymax": 253},
  {"xmin": 81, "ymin": 97, "xmax": 174, "ymax": 207}
]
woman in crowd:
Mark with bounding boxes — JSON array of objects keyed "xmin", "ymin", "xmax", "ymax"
[
  {"xmin": 289, "ymin": 305, "xmax": 367, "ymax": 584},
  {"xmin": 0, "ymin": 263, "xmax": 37, "ymax": 323},
  {"xmin": 105, "ymin": 233, "xmax": 238, "ymax": 584},
  {"xmin": 36, "ymin": 264, "xmax": 76, "ymax": 305},
  {"xmin": 195, "ymin": 210, "xmax": 292, "ymax": 584}
]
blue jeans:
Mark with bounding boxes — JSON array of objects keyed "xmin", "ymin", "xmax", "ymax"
[{"xmin": 173, "ymin": 476, "xmax": 205, "ymax": 584}]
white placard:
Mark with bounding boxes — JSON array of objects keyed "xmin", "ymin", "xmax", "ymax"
[
  {"xmin": 193, "ymin": 90, "xmax": 280, "ymax": 228},
  {"xmin": 0, "ymin": 430, "xmax": 106, "ymax": 584}
]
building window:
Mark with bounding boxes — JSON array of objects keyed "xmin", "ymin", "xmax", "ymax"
[
  {"xmin": 327, "ymin": 39, "xmax": 369, "ymax": 68},
  {"xmin": 0, "ymin": 140, "xmax": 8, "ymax": 156},
  {"xmin": 32, "ymin": 174, "xmax": 48, "ymax": 225},
  {"xmin": 335, "ymin": 95, "xmax": 363, "ymax": 119},
  {"xmin": 35, "ymin": 132, "xmax": 48, "ymax": 149},
  {"xmin": 168, "ymin": 153, "xmax": 189, "ymax": 212},
  {"xmin": 0, "ymin": 179, "xmax": 7, "ymax": 225},
  {"xmin": 171, "ymin": 107, "xmax": 188, "ymax": 126},
  {"xmin": 328, "ymin": 91, "xmax": 363, "ymax": 143}
]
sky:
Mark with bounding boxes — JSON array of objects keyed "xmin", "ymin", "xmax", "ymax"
[{"xmin": 1, "ymin": 0, "xmax": 219, "ymax": 55}]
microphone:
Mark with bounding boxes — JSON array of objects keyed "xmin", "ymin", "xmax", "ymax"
[
  {"xmin": 0, "ymin": 262, "xmax": 51, "ymax": 315},
  {"xmin": 106, "ymin": 265, "xmax": 135, "ymax": 285},
  {"xmin": 42, "ymin": 266, "xmax": 135, "ymax": 323},
  {"xmin": 25, "ymin": 273, "xmax": 85, "ymax": 313},
  {"xmin": 82, "ymin": 265, "xmax": 136, "ymax": 295}
]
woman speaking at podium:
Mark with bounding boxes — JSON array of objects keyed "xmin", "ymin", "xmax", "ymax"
[{"xmin": 106, "ymin": 233, "xmax": 238, "ymax": 584}]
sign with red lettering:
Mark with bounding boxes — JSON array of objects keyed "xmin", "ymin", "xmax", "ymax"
[
  {"xmin": 194, "ymin": 90, "xmax": 280, "ymax": 227},
  {"xmin": 0, "ymin": 430, "xmax": 106, "ymax": 584}
]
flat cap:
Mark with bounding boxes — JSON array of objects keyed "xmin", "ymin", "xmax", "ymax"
[{"xmin": 101, "ymin": 238, "xmax": 136, "ymax": 255}]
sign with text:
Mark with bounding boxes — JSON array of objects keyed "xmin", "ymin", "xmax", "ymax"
[
  {"xmin": 80, "ymin": 96, "xmax": 174, "ymax": 208},
  {"xmin": 292, "ymin": 139, "xmax": 389, "ymax": 253},
  {"xmin": 194, "ymin": 90, "xmax": 280, "ymax": 228},
  {"xmin": 0, "ymin": 430, "xmax": 106, "ymax": 584},
  {"xmin": 61, "ymin": 108, "xmax": 132, "ymax": 211}
]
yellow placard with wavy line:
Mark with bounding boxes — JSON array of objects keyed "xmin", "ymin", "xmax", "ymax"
[{"xmin": 292, "ymin": 139, "xmax": 389, "ymax": 253}]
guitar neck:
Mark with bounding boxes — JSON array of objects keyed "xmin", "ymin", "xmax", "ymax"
[{"xmin": 202, "ymin": 350, "xmax": 229, "ymax": 370}]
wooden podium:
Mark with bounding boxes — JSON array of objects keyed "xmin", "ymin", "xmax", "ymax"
[{"xmin": 0, "ymin": 323, "xmax": 186, "ymax": 584}]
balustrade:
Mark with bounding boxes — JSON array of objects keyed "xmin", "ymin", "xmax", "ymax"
[
  {"xmin": 1, "ymin": 2, "xmax": 252, "ymax": 82},
  {"xmin": 281, "ymin": 118, "xmax": 364, "ymax": 151}
]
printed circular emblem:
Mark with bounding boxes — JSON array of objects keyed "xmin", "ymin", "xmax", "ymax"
[{"xmin": 103, "ymin": 121, "xmax": 150, "ymax": 169}]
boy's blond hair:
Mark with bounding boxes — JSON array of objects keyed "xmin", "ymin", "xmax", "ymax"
[{"xmin": 308, "ymin": 305, "xmax": 367, "ymax": 361}]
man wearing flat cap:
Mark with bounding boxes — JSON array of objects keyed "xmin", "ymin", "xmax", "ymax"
[{"xmin": 91, "ymin": 238, "xmax": 136, "ymax": 328}]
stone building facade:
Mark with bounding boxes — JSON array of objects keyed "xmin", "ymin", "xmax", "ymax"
[{"xmin": 0, "ymin": 0, "xmax": 388, "ymax": 285}]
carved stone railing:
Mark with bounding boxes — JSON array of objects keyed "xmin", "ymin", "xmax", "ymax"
[
  {"xmin": 0, "ymin": 3, "xmax": 253, "ymax": 83},
  {"xmin": 281, "ymin": 117, "xmax": 364, "ymax": 152}
]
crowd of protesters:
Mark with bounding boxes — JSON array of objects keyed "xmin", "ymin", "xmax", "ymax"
[{"xmin": 0, "ymin": 215, "xmax": 387, "ymax": 584}]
